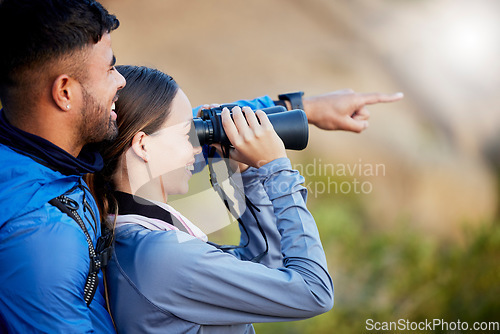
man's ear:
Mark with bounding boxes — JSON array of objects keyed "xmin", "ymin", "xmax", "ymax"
[
  {"xmin": 52, "ymin": 74, "xmax": 75, "ymax": 111},
  {"xmin": 131, "ymin": 131, "xmax": 150, "ymax": 162}
]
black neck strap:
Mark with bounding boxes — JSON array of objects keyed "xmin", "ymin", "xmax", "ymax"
[
  {"xmin": 206, "ymin": 146, "xmax": 268, "ymax": 262},
  {"xmin": 113, "ymin": 191, "xmax": 189, "ymax": 234}
]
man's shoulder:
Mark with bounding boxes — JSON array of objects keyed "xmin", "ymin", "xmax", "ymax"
[
  {"xmin": 0, "ymin": 141, "xmax": 31, "ymax": 160},
  {"xmin": 0, "ymin": 143, "xmax": 82, "ymax": 227},
  {"xmin": 0, "ymin": 142, "xmax": 63, "ymax": 181},
  {"xmin": 1, "ymin": 200, "xmax": 91, "ymax": 248}
]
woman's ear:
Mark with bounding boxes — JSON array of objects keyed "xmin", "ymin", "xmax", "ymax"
[
  {"xmin": 131, "ymin": 131, "xmax": 150, "ymax": 162},
  {"xmin": 52, "ymin": 74, "xmax": 75, "ymax": 111}
]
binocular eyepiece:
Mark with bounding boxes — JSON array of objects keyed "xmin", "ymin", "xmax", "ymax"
[{"xmin": 191, "ymin": 104, "xmax": 309, "ymax": 150}]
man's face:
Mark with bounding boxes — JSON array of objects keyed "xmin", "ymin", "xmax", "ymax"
[{"xmin": 77, "ymin": 33, "xmax": 126, "ymax": 144}]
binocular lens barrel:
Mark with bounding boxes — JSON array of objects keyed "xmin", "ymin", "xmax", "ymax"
[{"xmin": 192, "ymin": 106, "xmax": 309, "ymax": 150}]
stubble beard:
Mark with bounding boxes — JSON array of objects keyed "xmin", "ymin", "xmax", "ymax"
[{"xmin": 79, "ymin": 87, "xmax": 118, "ymax": 145}]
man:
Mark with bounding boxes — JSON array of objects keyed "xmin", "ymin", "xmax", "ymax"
[{"xmin": 0, "ymin": 0, "xmax": 125, "ymax": 332}]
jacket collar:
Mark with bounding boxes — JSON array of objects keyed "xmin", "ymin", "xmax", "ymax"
[{"xmin": 0, "ymin": 109, "xmax": 103, "ymax": 176}]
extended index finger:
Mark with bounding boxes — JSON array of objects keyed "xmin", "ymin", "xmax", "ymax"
[{"xmin": 357, "ymin": 92, "xmax": 404, "ymax": 106}]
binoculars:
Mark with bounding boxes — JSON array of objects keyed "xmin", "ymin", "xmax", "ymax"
[{"xmin": 191, "ymin": 104, "xmax": 309, "ymax": 150}]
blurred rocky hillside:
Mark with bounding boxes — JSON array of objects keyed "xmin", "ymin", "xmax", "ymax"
[{"xmin": 101, "ymin": 0, "xmax": 500, "ymax": 239}]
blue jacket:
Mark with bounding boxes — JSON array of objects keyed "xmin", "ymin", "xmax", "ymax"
[
  {"xmin": 106, "ymin": 158, "xmax": 334, "ymax": 334},
  {"xmin": 0, "ymin": 111, "xmax": 115, "ymax": 333}
]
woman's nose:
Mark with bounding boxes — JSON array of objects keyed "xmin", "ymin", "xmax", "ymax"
[{"xmin": 193, "ymin": 145, "xmax": 203, "ymax": 155}]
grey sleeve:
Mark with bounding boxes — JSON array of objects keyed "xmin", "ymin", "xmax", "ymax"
[
  {"xmin": 227, "ymin": 165, "xmax": 283, "ymax": 268},
  {"xmin": 137, "ymin": 158, "xmax": 333, "ymax": 325}
]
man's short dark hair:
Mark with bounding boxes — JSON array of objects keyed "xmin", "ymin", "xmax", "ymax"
[{"xmin": 0, "ymin": 0, "xmax": 119, "ymax": 93}]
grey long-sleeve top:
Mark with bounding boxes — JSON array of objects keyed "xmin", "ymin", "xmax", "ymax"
[{"xmin": 105, "ymin": 157, "xmax": 334, "ymax": 334}]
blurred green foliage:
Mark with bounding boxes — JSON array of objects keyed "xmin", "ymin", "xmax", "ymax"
[{"xmin": 253, "ymin": 177, "xmax": 500, "ymax": 334}]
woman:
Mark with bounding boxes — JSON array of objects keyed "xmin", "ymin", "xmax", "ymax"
[{"xmin": 91, "ymin": 65, "xmax": 333, "ymax": 333}]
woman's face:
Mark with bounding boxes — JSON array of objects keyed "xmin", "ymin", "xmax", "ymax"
[{"xmin": 145, "ymin": 89, "xmax": 202, "ymax": 197}]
